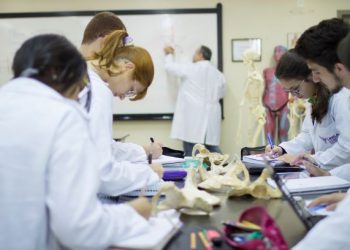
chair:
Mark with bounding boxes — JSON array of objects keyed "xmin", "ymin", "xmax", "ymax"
[{"xmin": 240, "ymin": 146, "xmax": 266, "ymax": 160}]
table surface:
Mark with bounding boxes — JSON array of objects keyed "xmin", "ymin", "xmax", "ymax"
[
  {"xmin": 164, "ymin": 192, "xmax": 307, "ymax": 249},
  {"xmin": 119, "ymin": 173, "xmax": 309, "ymax": 250}
]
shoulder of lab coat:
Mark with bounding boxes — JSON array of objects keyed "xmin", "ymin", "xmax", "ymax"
[
  {"xmin": 0, "ymin": 78, "xmax": 149, "ymax": 249},
  {"xmin": 112, "ymin": 140, "xmax": 147, "ymax": 162},
  {"xmin": 84, "ymin": 69, "xmax": 160, "ymax": 196},
  {"xmin": 279, "ymin": 109, "xmax": 314, "ymax": 154},
  {"xmin": 314, "ymin": 87, "xmax": 350, "ymax": 168},
  {"xmin": 292, "ymin": 191, "xmax": 350, "ymax": 250}
]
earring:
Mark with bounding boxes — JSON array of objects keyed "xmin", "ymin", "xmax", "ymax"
[{"xmin": 52, "ymin": 74, "xmax": 58, "ymax": 81}]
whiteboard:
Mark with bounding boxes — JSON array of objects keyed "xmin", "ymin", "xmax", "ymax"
[{"xmin": 0, "ymin": 6, "xmax": 222, "ymax": 120}]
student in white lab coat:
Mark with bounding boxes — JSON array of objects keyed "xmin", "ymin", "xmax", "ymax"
[
  {"xmin": 265, "ymin": 50, "xmax": 350, "ymax": 178},
  {"xmin": 163, "ymin": 45, "xmax": 226, "ymax": 156},
  {"xmin": 290, "ymin": 19, "xmax": 350, "ymax": 249},
  {"xmin": 0, "ymin": 34, "xmax": 153, "ymax": 250},
  {"xmin": 79, "ymin": 12, "xmax": 163, "ymax": 196}
]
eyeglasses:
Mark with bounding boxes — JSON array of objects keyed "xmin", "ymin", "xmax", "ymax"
[
  {"xmin": 283, "ymin": 80, "xmax": 304, "ymax": 95},
  {"xmin": 124, "ymin": 89, "xmax": 137, "ymax": 98}
]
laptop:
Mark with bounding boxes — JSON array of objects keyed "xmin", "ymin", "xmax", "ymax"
[{"xmin": 272, "ymin": 170, "xmax": 326, "ymax": 230}]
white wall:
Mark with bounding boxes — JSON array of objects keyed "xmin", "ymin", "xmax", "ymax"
[{"xmin": 1, "ymin": 0, "xmax": 349, "ymax": 155}]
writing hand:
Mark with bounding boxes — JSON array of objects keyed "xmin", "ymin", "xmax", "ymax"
[
  {"xmin": 144, "ymin": 142, "xmax": 163, "ymax": 159},
  {"xmin": 150, "ymin": 163, "xmax": 164, "ymax": 178},
  {"xmin": 265, "ymin": 145, "xmax": 283, "ymax": 158},
  {"xmin": 128, "ymin": 197, "xmax": 152, "ymax": 219},
  {"xmin": 307, "ymin": 192, "xmax": 346, "ymax": 211},
  {"xmin": 302, "ymin": 160, "xmax": 330, "ymax": 177}
]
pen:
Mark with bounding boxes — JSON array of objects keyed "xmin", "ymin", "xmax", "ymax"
[
  {"xmin": 190, "ymin": 232, "xmax": 196, "ymax": 249},
  {"xmin": 308, "ymin": 204, "xmax": 327, "ymax": 213},
  {"xmin": 267, "ymin": 133, "xmax": 274, "ymax": 150},
  {"xmin": 198, "ymin": 231, "xmax": 213, "ymax": 250},
  {"xmin": 148, "ymin": 137, "xmax": 154, "ymax": 164}
]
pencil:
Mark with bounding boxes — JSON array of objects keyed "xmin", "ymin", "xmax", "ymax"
[
  {"xmin": 198, "ymin": 231, "xmax": 212, "ymax": 250},
  {"xmin": 190, "ymin": 232, "xmax": 196, "ymax": 249}
]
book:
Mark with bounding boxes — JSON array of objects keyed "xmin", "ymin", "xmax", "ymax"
[
  {"xmin": 111, "ymin": 210, "xmax": 182, "ymax": 250},
  {"xmin": 285, "ymin": 176, "xmax": 350, "ymax": 194},
  {"xmin": 123, "ymin": 180, "xmax": 164, "ymax": 197},
  {"xmin": 242, "ymin": 154, "xmax": 288, "ymax": 167}
]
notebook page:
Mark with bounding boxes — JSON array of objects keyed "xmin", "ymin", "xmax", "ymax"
[{"xmin": 113, "ymin": 210, "xmax": 182, "ymax": 250}]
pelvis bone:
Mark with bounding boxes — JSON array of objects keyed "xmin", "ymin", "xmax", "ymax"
[
  {"xmin": 198, "ymin": 160, "xmax": 250, "ymax": 192},
  {"xmin": 198, "ymin": 161, "xmax": 281, "ymax": 199},
  {"xmin": 151, "ymin": 167, "xmax": 221, "ymax": 215},
  {"xmin": 192, "ymin": 144, "xmax": 230, "ymax": 175}
]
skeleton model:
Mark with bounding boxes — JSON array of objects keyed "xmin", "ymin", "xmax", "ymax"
[
  {"xmin": 287, "ymin": 95, "xmax": 307, "ymax": 139},
  {"xmin": 237, "ymin": 49, "xmax": 266, "ymax": 147},
  {"xmin": 151, "ymin": 167, "xmax": 221, "ymax": 215}
]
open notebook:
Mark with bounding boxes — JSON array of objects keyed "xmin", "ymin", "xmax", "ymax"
[
  {"xmin": 111, "ymin": 210, "xmax": 182, "ymax": 250},
  {"xmin": 242, "ymin": 154, "xmax": 287, "ymax": 167}
]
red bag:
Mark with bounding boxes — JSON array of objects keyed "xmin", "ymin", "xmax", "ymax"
[{"xmin": 223, "ymin": 206, "xmax": 288, "ymax": 250}]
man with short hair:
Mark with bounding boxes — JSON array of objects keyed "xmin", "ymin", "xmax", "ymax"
[
  {"xmin": 293, "ymin": 18, "xmax": 350, "ymax": 171},
  {"xmin": 164, "ymin": 45, "xmax": 226, "ymax": 156},
  {"xmin": 292, "ymin": 19, "xmax": 350, "ymax": 250}
]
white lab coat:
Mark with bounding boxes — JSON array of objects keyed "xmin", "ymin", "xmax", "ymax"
[
  {"xmin": 0, "ymin": 78, "xmax": 149, "ymax": 250},
  {"xmin": 280, "ymin": 87, "xmax": 350, "ymax": 173},
  {"xmin": 164, "ymin": 54, "xmax": 226, "ymax": 145},
  {"xmin": 83, "ymin": 69, "xmax": 159, "ymax": 196},
  {"xmin": 293, "ymin": 189, "xmax": 350, "ymax": 250}
]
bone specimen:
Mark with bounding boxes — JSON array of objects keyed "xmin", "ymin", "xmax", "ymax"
[
  {"xmin": 198, "ymin": 160, "xmax": 250, "ymax": 192},
  {"xmin": 198, "ymin": 160, "xmax": 281, "ymax": 199},
  {"xmin": 228, "ymin": 168, "xmax": 282, "ymax": 199},
  {"xmin": 191, "ymin": 144, "xmax": 230, "ymax": 175},
  {"xmin": 151, "ymin": 167, "xmax": 221, "ymax": 215}
]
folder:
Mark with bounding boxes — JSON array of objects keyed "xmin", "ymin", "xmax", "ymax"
[{"xmin": 285, "ymin": 176, "xmax": 350, "ymax": 194}]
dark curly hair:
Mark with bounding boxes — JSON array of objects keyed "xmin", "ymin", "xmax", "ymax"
[{"xmin": 295, "ymin": 18, "xmax": 350, "ymax": 73}]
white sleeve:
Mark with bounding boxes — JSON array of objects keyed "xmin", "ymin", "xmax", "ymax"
[
  {"xmin": 164, "ymin": 54, "xmax": 189, "ymax": 78},
  {"xmin": 112, "ymin": 140, "xmax": 147, "ymax": 163},
  {"xmin": 47, "ymin": 112, "xmax": 149, "ymax": 249},
  {"xmin": 279, "ymin": 112, "xmax": 314, "ymax": 155},
  {"xmin": 98, "ymin": 158, "xmax": 160, "ymax": 196},
  {"xmin": 330, "ymin": 163, "xmax": 350, "ymax": 181},
  {"xmin": 314, "ymin": 93, "xmax": 350, "ymax": 168},
  {"xmin": 292, "ymin": 192, "xmax": 350, "ymax": 250}
]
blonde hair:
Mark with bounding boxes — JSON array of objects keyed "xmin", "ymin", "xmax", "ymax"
[{"xmin": 90, "ymin": 30, "xmax": 154, "ymax": 100}]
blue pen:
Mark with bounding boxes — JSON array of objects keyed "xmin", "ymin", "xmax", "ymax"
[
  {"xmin": 308, "ymin": 204, "xmax": 327, "ymax": 213},
  {"xmin": 267, "ymin": 133, "xmax": 279, "ymax": 158},
  {"xmin": 267, "ymin": 133, "xmax": 274, "ymax": 149}
]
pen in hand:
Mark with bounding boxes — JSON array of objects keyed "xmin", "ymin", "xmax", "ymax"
[
  {"xmin": 148, "ymin": 137, "xmax": 154, "ymax": 164},
  {"xmin": 267, "ymin": 133, "xmax": 277, "ymax": 158}
]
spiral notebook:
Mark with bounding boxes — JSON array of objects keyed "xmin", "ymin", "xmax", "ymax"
[{"xmin": 123, "ymin": 180, "xmax": 164, "ymax": 197}]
